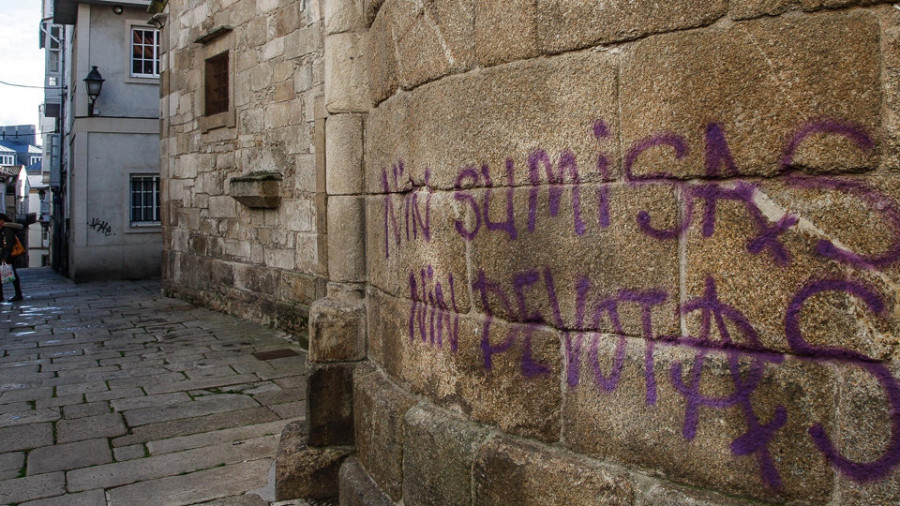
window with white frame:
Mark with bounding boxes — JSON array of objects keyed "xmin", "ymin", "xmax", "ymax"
[
  {"xmin": 30, "ymin": 156, "xmax": 41, "ymax": 166},
  {"xmin": 131, "ymin": 27, "xmax": 160, "ymax": 78},
  {"xmin": 130, "ymin": 175, "xmax": 160, "ymax": 225},
  {"xmin": 0, "ymin": 154, "xmax": 14, "ymax": 166}
]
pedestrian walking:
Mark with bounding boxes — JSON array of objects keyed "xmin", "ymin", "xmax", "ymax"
[{"xmin": 0, "ymin": 213, "xmax": 24, "ymax": 302}]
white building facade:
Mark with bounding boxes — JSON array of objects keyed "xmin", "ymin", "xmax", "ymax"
[{"xmin": 44, "ymin": 0, "xmax": 161, "ymax": 281}]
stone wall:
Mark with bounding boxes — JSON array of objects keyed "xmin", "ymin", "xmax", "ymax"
[
  {"xmin": 161, "ymin": 0, "xmax": 900, "ymax": 503},
  {"xmin": 159, "ymin": 0, "xmax": 326, "ymax": 336},
  {"xmin": 351, "ymin": 1, "xmax": 900, "ymax": 504}
]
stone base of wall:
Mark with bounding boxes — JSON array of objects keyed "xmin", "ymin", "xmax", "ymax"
[
  {"xmin": 161, "ymin": 280, "xmax": 312, "ymax": 345},
  {"xmin": 336, "ymin": 372, "xmax": 763, "ymax": 505}
]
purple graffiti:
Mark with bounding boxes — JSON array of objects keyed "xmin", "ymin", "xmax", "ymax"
[
  {"xmin": 454, "ymin": 167, "xmax": 482, "ymax": 240},
  {"xmin": 472, "ymin": 269, "xmax": 553, "ymax": 376},
  {"xmin": 705, "ymin": 123, "xmax": 739, "ymax": 177},
  {"xmin": 528, "ymin": 149, "xmax": 586, "ymax": 236},
  {"xmin": 672, "ymin": 277, "xmax": 787, "ymax": 488},
  {"xmin": 404, "ymin": 263, "xmax": 900, "ymax": 487},
  {"xmin": 785, "ymin": 176, "xmax": 900, "ymax": 269},
  {"xmin": 408, "ymin": 266, "xmax": 459, "ymax": 352},
  {"xmin": 779, "ymin": 119, "xmax": 875, "ymax": 173},
  {"xmin": 785, "ymin": 279, "xmax": 900, "ymax": 482},
  {"xmin": 483, "ymin": 161, "xmax": 518, "ymax": 240},
  {"xmin": 383, "ymin": 118, "xmax": 897, "ymax": 274},
  {"xmin": 383, "ymin": 162, "xmax": 432, "ymax": 258},
  {"xmin": 624, "ymin": 133, "xmax": 690, "ymax": 181},
  {"xmin": 388, "ymin": 114, "xmax": 900, "ymax": 489}
]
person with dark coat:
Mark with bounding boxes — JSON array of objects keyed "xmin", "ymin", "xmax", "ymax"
[{"xmin": 0, "ymin": 213, "xmax": 24, "ymax": 302}]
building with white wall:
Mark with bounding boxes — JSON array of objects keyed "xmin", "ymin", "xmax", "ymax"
[{"xmin": 44, "ymin": 0, "xmax": 161, "ymax": 281}]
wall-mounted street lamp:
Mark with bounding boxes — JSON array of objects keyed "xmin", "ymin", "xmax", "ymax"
[{"xmin": 83, "ymin": 66, "xmax": 104, "ymax": 117}]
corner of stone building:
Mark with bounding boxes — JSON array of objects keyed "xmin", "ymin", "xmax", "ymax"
[{"xmin": 275, "ymin": 0, "xmax": 375, "ymax": 500}]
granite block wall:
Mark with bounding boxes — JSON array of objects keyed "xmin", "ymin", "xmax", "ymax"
[{"xmin": 355, "ymin": 1, "xmax": 900, "ymax": 504}]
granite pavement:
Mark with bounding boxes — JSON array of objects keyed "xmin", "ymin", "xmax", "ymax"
[{"xmin": 0, "ymin": 268, "xmax": 312, "ymax": 505}]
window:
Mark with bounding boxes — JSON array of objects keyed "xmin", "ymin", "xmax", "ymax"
[
  {"xmin": 130, "ymin": 175, "xmax": 160, "ymax": 225},
  {"xmin": 131, "ymin": 27, "xmax": 160, "ymax": 78},
  {"xmin": 0, "ymin": 155, "xmax": 14, "ymax": 166},
  {"xmin": 204, "ymin": 52, "xmax": 229, "ymax": 115},
  {"xmin": 47, "ymin": 26, "xmax": 62, "ymax": 73},
  {"xmin": 30, "ymin": 156, "xmax": 41, "ymax": 166}
]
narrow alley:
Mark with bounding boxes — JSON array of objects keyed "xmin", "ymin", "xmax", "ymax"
[{"xmin": 0, "ymin": 268, "xmax": 309, "ymax": 505}]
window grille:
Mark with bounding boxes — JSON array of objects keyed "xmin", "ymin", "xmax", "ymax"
[{"xmin": 130, "ymin": 175, "xmax": 160, "ymax": 224}]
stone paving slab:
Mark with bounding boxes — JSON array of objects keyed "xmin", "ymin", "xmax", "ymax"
[
  {"xmin": 67, "ymin": 435, "xmax": 279, "ymax": 492},
  {"xmin": 105, "ymin": 459, "xmax": 272, "ymax": 506},
  {"xmin": 20, "ymin": 489, "xmax": 107, "ymax": 506},
  {"xmin": 123, "ymin": 393, "xmax": 260, "ymax": 426},
  {"xmin": 0, "ymin": 423, "xmax": 53, "ymax": 452},
  {"xmin": 0, "ymin": 269, "xmax": 310, "ymax": 505},
  {"xmin": 0, "ymin": 471, "xmax": 65, "ymax": 504},
  {"xmin": 56, "ymin": 412, "xmax": 128, "ymax": 443},
  {"xmin": 147, "ymin": 419, "xmax": 291, "ymax": 455},
  {"xmin": 28, "ymin": 438, "xmax": 112, "ymax": 474}
]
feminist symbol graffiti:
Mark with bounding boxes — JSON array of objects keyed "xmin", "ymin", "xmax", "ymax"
[{"xmin": 671, "ymin": 277, "xmax": 787, "ymax": 489}]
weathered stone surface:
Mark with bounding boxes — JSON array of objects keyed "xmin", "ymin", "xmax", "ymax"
[
  {"xmin": 67, "ymin": 436, "xmax": 278, "ymax": 492},
  {"xmin": 112, "ymin": 406, "xmax": 280, "ymax": 447},
  {"xmin": 563, "ymin": 338, "xmax": 836, "ymax": 502},
  {"xmin": 275, "ymin": 420, "xmax": 352, "ymax": 500},
  {"xmin": 339, "ymin": 457, "xmax": 394, "ymax": 506},
  {"xmin": 353, "ymin": 368, "xmax": 416, "ymax": 500},
  {"xmin": 325, "ymin": 32, "xmax": 370, "ymax": 113},
  {"xmin": 308, "ymin": 298, "xmax": 366, "ymax": 362},
  {"xmin": 307, "ymin": 364, "xmax": 355, "ymax": 447},
  {"xmin": 403, "ymin": 403, "xmax": 489, "ymax": 505},
  {"xmin": 380, "ymin": 0, "xmax": 475, "ymax": 90},
  {"xmin": 366, "ymin": 191, "xmax": 470, "ymax": 310},
  {"xmin": 19, "ymin": 489, "xmax": 107, "ymax": 506},
  {"xmin": 835, "ymin": 363, "xmax": 900, "ymax": 504},
  {"xmin": 883, "ymin": 19, "xmax": 900, "ymax": 171},
  {"xmin": 0, "ymin": 452, "xmax": 23, "ymax": 476},
  {"xmin": 364, "ymin": 93, "xmax": 407, "ymax": 194},
  {"xmin": 799, "ymin": 0, "xmax": 894, "ymax": 9},
  {"xmin": 475, "ymin": 0, "xmax": 538, "ymax": 67},
  {"xmin": 473, "ymin": 434, "xmax": 633, "ymax": 505},
  {"xmin": 683, "ymin": 178, "xmax": 900, "ymax": 357},
  {"xmin": 367, "ymin": 289, "xmax": 562, "ymax": 441},
  {"xmin": 325, "ymin": 114, "xmax": 365, "ymax": 195},
  {"xmin": 0, "ymin": 472, "xmax": 65, "ymax": 505},
  {"xmin": 325, "ymin": 0, "xmax": 366, "ymax": 34},
  {"xmin": 365, "ymin": 50, "xmax": 619, "ymax": 191},
  {"xmin": 327, "ymin": 195, "xmax": 366, "ymax": 283},
  {"xmin": 123, "ymin": 394, "xmax": 260, "ymax": 427},
  {"xmin": 729, "ymin": 0, "xmax": 792, "ymax": 20},
  {"xmin": 621, "ymin": 11, "xmax": 881, "ymax": 179},
  {"xmin": 634, "ymin": 476, "xmax": 751, "ymax": 505},
  {"xmin": 105, "ymin": 459, "xmax": 272, "ymax": 506},
  {"xmin": 367, "ymin": 5, "xmax": 398, "ymax": 104},
  {"xmin": 467, "ymin": 183, "xmax": 679, "ymax": 336},
  {"xmin": 536, "ymin": 0, "xmax": 726, "ymax": 53}
]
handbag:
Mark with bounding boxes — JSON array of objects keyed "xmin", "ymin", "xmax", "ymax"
[
  {"xmin": 0, "ymin": 262, "xmax": 14, "ymax": 284},
  {"xmin": 10, "ymin": 236, "xmax": 24, "ymax": 257}
]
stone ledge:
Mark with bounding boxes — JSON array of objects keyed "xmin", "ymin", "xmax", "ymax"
[{"xmin": 229, "ymin": 172, "xmax": 283, "ymax": 209}]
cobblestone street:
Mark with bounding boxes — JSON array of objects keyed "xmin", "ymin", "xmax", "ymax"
[{"xmin": 0, "ymin": 268, "xmax": 309, "ymax": 505}]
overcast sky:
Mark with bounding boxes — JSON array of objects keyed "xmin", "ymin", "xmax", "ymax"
[{"xmin": 0, "ymin": 0, "xmax": 46, "ymax": 133}]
